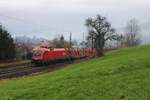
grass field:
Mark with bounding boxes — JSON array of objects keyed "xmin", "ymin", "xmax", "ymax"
[{"xmin": 0, "ymin": 45, "xmax": 150, "ymax": 100}]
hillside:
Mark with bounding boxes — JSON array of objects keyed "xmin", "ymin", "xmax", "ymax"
[{"xmin": 0, "ymin": 45, "xmax": 150, "ymax": 100}]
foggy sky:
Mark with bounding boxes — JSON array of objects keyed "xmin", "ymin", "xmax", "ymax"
[{"xmin": 0, "ymin": 0, "xmax": 150, "ymax": 40}]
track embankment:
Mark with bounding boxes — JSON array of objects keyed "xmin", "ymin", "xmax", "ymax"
[{"xmin": 0, "ymin": 58, "xmax": 90, "ymax": 80}]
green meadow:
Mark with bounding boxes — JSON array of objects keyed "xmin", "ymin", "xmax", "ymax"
[{"xmin": 0, "ymin": 45, "xmax": 150, "ymax": 100}]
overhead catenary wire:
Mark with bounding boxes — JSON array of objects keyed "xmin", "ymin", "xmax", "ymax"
[
  {"xmin": 0, "ymin": 13, "xmax": 72, "ymax": 34},
  {"xmin": 0, "ymin": 13, "xmax": 82, "ymax": 42}
]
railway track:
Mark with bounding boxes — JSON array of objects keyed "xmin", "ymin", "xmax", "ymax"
[
  {"xmin": 0, "ymin": 59, "xmax": 85, "ymax": 80},
  {"xmin": 0, "ymin": 57, "xmax": 92, "ymax": 80}
]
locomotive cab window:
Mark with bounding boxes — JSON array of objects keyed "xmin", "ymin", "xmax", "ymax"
[
  {"xmin": 33, "ymin": 51, "xmax": 42, "ymax": 56},
  {"xmin": 44, "ymin": 52, "xmax": 49, "ymax": 56}
]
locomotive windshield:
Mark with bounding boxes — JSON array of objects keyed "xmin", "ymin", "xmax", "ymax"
[{"xmin": 33, "ymin": 51, "xmax": 43, "ymax": 56}]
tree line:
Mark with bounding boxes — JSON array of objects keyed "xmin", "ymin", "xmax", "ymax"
[{"xmin": 0, "ymin": 14, "xmax": 141, "ymax": 60}]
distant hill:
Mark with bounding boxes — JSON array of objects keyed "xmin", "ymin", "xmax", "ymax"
[
  {"xmin": 14, "ymin": 36, "xmax": 49, "ymax": 45},
  {"xmin": 140, "ymin": 22, "xmax": 150, "ymax": 44},
  {"xmin": 117, "ymin": 22, "xmax": 150, "ymax": 44}
]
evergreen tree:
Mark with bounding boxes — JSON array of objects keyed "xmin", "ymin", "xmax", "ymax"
[{"xmin": 0, "ymin": 24, "xmax": 15, "ymax": 60}]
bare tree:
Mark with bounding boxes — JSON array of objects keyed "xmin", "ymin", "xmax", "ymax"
[
  {"xmin": 124, "ymin": 18, "xmax": 141, "ymax": 46},
  {"xmin": 115, "ymin": 33, "xmax": 126, "ymax": 48},
  {"xmin": 85, "ymin": 14, "xmax": 119, "ymax": 56},
  {"xmin": 14, "ymin": 36, "xmax": 34, "ymax": 60},
  {"xmin": 51, "ymin": 34, "xmax": 71, "ymax": 48}
]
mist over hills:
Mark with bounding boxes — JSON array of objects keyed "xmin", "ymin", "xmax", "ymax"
[
  {"xmin": 14, "ymin": 21, "xmax": 150, "ymax": 45},
  {"xmin": 14, "ymin": 36, "xmax": 48, "ymax": 45},
  {"xmin": 117, "ymin": 21, "xmax": 150, "ymax": 44},
  {"xmin": 140, "ymin": 22, "xmax": 150, "ymax": 44}
]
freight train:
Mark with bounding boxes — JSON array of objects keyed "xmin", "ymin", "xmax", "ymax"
[{"xmin": 32, "ymin": 47, "xmax": 96, "ymax": 65}]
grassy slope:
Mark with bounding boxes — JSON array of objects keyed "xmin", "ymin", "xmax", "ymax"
[{"xmin": 0, "ymin": 45, "xmax": 150, "ymax": 100}]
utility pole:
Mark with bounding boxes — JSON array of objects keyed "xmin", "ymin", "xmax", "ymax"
[
  {"xmin": 69, "ymin": 32, "xmax": 72, "ymax": 49},
  {"xmin": 69, "ymin": 32, "xmax": 72, "ymax": 62},
  {"xmin": 83, "ymin": 32, "xmax": 85, "ymax": 56},
  {"xmin": 92, "ymin": 34, "xmax": 94, "ymax": 54},
  {"xmin": 92, "ymin": 35, "xmax": 93, "ymax": 49},
  {"xmin": 83, "ymin": 32, "xmax": 85, "ymax": 42}
]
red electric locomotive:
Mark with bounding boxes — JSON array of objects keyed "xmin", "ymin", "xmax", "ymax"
[{"xmin": 32, "ymin": 47, "xmax": 96, "ymax": 65}]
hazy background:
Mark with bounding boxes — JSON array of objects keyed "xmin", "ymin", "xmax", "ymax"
[{"xmin": 0, "ymin": 0, "xmax": 150, "ymax": 43}]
